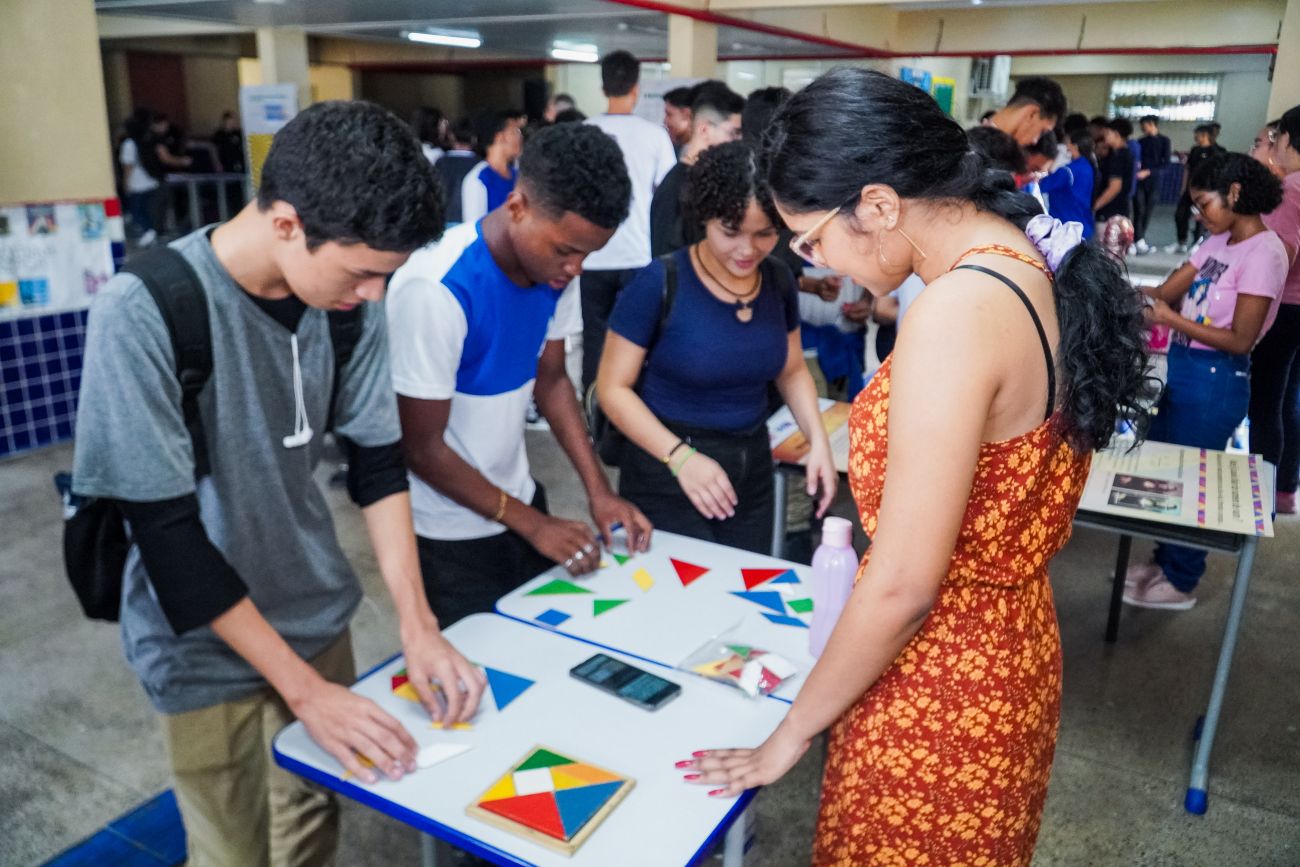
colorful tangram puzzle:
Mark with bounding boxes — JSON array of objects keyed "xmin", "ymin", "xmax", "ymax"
[
  {"xmin": 729, "ymin": 568, "xmax": 811, "ymax": 627},
  {"xmin": 467, "ymin": 747, "xmax": 634, "ymax": 855},
  {"xmin": 392, "ymin": 666, "xmax": 536, "ymax": 715},
  {"xmin": 390, "ymin": 668, "xmax": 423, "ymax": 702},
  {"xmin": 671, "ymin": 558, "xmax": 709, "ymax": 586},
  {"xmin": 689, "ymin": 643, "xmax": 798, "ymax": 697}
]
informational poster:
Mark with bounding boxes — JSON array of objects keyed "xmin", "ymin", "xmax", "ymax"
[
  {"xmin": 1079, "ymin": 442, "xmax": 1273, "ymax": 537},
  {"xmin": 899, "ymin": 67, "xmax": 932, "ymax": 94},
  {"xmin": 239, "ymin": 83, "xmax": 299, "ymax": 193},
  {"xmin": 768, "ymin": 399, "xmax": 852, "ymax": 473},
  {"xmin": 931, "ymin": 77, "xmax": 956, "ymax": 116},
  {"xmin": 0, "ymin": 201, "xmax": 113, "ymax": 320}
]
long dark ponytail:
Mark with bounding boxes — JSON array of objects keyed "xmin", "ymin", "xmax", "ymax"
[{"xmin": 763, "ymin": 67, "xmax": 1151, "ymax": 452}]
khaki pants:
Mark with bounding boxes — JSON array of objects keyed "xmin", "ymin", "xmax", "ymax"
[{"xmin": 162, "ymin": 632, "xmax": 356, "ymax": 867}]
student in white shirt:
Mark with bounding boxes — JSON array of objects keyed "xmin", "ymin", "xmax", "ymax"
[{"xmin": 581, "ymin": 50, "xmax": 678, "ymax": 391}]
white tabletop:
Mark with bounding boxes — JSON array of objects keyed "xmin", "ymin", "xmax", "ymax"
[
  {"xmin": 495, "ymin": 531, "xmax": 820, "ymax": 703},
  {"xmin": 273, "ymin": 614, "xmax": 789, "ymax": 866}
]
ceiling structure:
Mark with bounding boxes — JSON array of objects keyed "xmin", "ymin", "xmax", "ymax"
[{"xmin": 94, "ymin": 0, "xmax": 1285, "ymax": 63}]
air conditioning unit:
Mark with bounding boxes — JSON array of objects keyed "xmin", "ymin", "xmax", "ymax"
[{"xmin": 970, "ymin": 55, "xmax": 1011, "ymax": 100}]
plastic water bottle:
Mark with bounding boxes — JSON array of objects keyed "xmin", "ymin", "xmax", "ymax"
[{"xmin": 809, "ymin": 517, "xmax": 858, "ymax": 658}]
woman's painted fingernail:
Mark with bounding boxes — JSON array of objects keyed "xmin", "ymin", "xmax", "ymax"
[
  {"xmin": 708, "ymin": 788, "xmax": 726, "ymax": 797},
  {"xmin": 684, "ymin": 773, "xmax": 701, "ymax": 781},
  {"xmin": 674, "ymin": 760, "xmax": 694, "ymax": 769},
  {"xmin": 692, "ymin": 750, "xmax": 709, "ymax": 758}
]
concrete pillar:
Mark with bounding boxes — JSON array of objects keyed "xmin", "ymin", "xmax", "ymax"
[
  {"xmin": 0, "ymin": 0, "xmax": 114, "ymax": 202},
  {"xmin": 1267, "ymin": 0, "xmax": 1300, "ymax": 119},
  {"xmin": 668, "ymin": 15, "xmax": 718, "ymax": 80},
  {"xmin": 255, "ymin": 26, "xmax": 311, "ymax": 108}
]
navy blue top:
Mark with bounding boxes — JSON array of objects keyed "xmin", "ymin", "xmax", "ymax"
[
  {"xmin": 1040, "ymin": 156, "xmax": 1096, "ymax": 239},
  {"xmin": 608, "ymin": 247, "xmax": 799, "ymax": 432}
]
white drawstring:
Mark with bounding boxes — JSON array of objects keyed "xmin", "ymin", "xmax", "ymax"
[{"xmin": 282, "ymin": 333, "xmax": 314, "ymax": 448}]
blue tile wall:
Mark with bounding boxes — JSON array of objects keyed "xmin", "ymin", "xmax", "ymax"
[{"xmin": 0, "ymin": 309, "xmax": 89, "ymax": 459}]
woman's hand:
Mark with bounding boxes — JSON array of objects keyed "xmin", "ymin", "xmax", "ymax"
[
  {"xmin": 675, "ymin": 451, "xmax": 738, "ymax": 520},
  {"xmin": 677, "ymin": 722, "xmax": 812, "ymax": 797},
  {"xmin": 1145, "ymin": 297, "xmax": 1175, "ymax": 327},
  {"xmin": 805, "ymin": 442, "xmax": 839, "ymax": 518}
]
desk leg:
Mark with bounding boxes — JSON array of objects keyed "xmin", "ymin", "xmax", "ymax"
[
  {"xmin": 1105, "ymin": 534, "xmax": 1133, "ymax": 643},
  {"xmin": 1185, "ymin": 536, "xmax": 1258, "ymax": 815},
  {"xmin": 722, "ymin": 804, "xmax": 752, "ymax": 867},
  {"xmin": 420, "ymin": 833, "xmax": 456, "ymax": 867},
  {"xmin": 770, "ymin": 470, "xmax": 787, "ymax": 559}
]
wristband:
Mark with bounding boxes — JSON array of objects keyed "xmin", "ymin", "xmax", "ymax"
[
  {"xmin": 670, "ymin": 447, "xmax": 698, "ymax": 478},
  {"xmin": 491, "ymin": 488, "xmax": 509, "ymax": 523},
  {"xmin": 661, "ymin": 440, "xmax": 688, "ymax": 465}
]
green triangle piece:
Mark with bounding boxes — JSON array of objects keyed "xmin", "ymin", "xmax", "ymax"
[
  {"xmin": 788, "ymin": 598, "xmax": 814, "ymax": 614},
  {"xmin": 516, "ymin": 748, "xmax": 576, "ymax": 772},
  {"xmin": 593, "ymin": 599, "xmax": 629, "ymax": 617},
  {"xmin": 612, "ymin": 553, "xmax": 631, "ymax": 566},
  {"xmin": 725, "ymin": 644, "xmax": 753, "ymax": 657},
  {"xmin": 526, "ymin": 578, "xmax": 594, "ymax": 596}
]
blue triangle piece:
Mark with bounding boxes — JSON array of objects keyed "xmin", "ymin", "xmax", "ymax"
[
  {"xmin": 730, "ymin": 590, "xmax": 786, "ymax": 616},
  {"xmin": 769, "ymin": 569, "xmax": 801, "ymax": 584},
  {"xmin": 485, "ymin": 667, "xmax": 535, "ymax": 713},
  {"xmin": 554, "ymin": 781, "xmax": 624, "ymax": 838},
  {"xmin": 763, "ymin": 612, "xmax": 809, "ymax": 628}
]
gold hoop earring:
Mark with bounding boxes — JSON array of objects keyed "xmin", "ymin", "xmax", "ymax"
[{"xmin": 876, "ymin": 231, "xmax": 894, "ymax": 269}]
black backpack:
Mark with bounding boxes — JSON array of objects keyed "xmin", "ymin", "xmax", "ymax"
[{"xmin": 57, "ymin": 247, "xmax": 364, "ymax": 621}]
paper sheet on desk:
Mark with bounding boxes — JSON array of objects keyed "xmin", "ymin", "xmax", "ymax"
[
  {"xmin": 1079, "ymin": 442, "xmax": 1273, "ymax": 537},
  {"xmin": 768, "ymin": 399, "xmax": 851, "ymax": 473}
]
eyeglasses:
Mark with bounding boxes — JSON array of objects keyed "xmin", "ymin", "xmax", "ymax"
[{"xmin": 789, "ymin": 196, "xmax": 856, "ymax": 263}]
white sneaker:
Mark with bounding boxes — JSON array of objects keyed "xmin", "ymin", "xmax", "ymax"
[
  {"xmin": 1123, "ymin": 560, "xmax": 1162, "ymax": 590},
  {"xmin": 1126, "ymin": 244, "xmax": 1137, "ymax": 256},
  {"xmin": 138, "ymin": 229, "xmax": 157, "ymax": 247},
  {"xmin": 1134, "ymin": 239, "xmax": 1152, "ymax": 255},
  {"xmin": 1162, "ymin": 242, "xmax": 1187, "ymax": 255},
  {"xmin": 1123, "ymin": 572, "xmax": 1197, "ymax": 610}
]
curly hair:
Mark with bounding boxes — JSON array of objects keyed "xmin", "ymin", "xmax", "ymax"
[
  {"xmin": 258, "ymin": 100, "xmax": 443, "ymax": 253},
  {"xmin": 684, "ymin": 141, "xmax": 782, "ymax": 235},
  {"xmin": 1190, "ymin": 152, "xmax": 1285, "ymax": 215},
  {"xmin": 518, "ymin": 123, "xmax": 630, "ymax": 230},
  {"xmin": 764, "ymin": 67, "xmax": 1154, "ymax": 452}
]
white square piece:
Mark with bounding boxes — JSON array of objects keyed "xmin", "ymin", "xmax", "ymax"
[{"xmin": 512, "ymin": 767, "xmax": 555, "ymax": 796}]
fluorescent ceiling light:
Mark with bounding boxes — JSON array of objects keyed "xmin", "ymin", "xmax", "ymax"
[
  {"xmin": 551, "ymin": 41, "xmax": 598, "ymax": 63},
  {"xmin": 406, "ymin": 30, "xmax": 481, "ymax": 49}
]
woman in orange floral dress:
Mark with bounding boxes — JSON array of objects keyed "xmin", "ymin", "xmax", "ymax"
[{"xmin": 681, "ymin": 69, "xmax": 1152, "ymax": 864}]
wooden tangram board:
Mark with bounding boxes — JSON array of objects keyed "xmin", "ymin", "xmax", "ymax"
[{"xmin": 466, "ymin": 746, "xmax": 634, "ymax": 856}]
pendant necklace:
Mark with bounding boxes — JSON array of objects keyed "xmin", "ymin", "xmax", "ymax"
[{"xmin": 692, "ymin": 245, "xmax": 761, "ymax": 323}]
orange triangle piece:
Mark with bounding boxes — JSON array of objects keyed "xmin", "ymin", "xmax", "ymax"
[
  {"xmin": 741, "ymin": 568, "xmax": 787, "ymax": 590},
  {"xmin": 671, "ymin": 558, "xmax": 709, "ymax": 586},
  {"xmin": 553, "ymin": 762, "xmax": 623, "ymax": 786},
  {"xmin": 479, "ymin": 792, "xmax": 567, "ymax": 840}
]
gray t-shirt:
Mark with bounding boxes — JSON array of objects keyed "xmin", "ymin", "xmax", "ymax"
[{"xmin": 72, "ymin": 228, "xmax": 400, "ymax": 714}]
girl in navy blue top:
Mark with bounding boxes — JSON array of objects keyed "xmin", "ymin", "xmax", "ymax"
[
  {"xmin": 597, "ymin": 142, "xmax": 836, "ymax": 553},
  {"xmin": 1039, "ymin": 128, "xmax": 1096, "ymax": 238}
]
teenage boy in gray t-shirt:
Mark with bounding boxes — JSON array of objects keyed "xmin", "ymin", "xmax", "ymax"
[{"xmin": 71, "ymin": 101, "xmax": 485, "ymax": 866}]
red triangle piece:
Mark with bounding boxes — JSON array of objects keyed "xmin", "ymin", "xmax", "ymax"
[
  {"xmin": 479, "ymin": 791, "xmax": 567, "ymax": 840},
  {"xmin": 671, "ymin": 558, "xmax": 709, "ymax": 586},
  {"xmin": 741, "ymin": 568, "xmax": 787, "ymax": 590}
]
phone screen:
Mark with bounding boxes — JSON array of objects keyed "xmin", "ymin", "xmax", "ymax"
[{"xmin": 570, "ymin": 654, "xmax": 681, "ymax": 710}]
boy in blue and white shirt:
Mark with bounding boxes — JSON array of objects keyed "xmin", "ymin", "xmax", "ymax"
[
  {"xmin": 387, "ymin": 123, "xmax": 653, "ymax": 624},
  {"xmin": 459, "ymin": 109, "xmax": 522, "ymax": 224}
]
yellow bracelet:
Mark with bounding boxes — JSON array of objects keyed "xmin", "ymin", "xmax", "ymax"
[
  {"xmin": 669, "ymin": 447, "xmax": 698, "ymax": 478},
  {"xmin": 491, "ymin": 488, "xmax": 509, "ymax": 523}
]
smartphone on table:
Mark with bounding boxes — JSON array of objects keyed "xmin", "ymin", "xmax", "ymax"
[{"xmin": 570, "ymin": 653, "xmax": 682, "ymax": 711}]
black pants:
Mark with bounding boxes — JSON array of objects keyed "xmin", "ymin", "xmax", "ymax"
[
  {"xmin": 1248, "ymin": 303, "xmax": 1300, "ymax": 495},
  {"xmin": 1133, "ymin": 179, "xmax": 1157, "ymax": 242},
  {"xmin": 580, "ymin": 268, "xmax": 640, "ymax": 391},
  {"xmin": 618, "ymin": 420, "xmax": 774, "ymax": 555},
  {"xmin": 1174, "ymin": 191, "xmax": 1206, "ymax": 246},
  {"xmin": 416, "ymin": 484, "xmax": 554, "ymax": 627}
]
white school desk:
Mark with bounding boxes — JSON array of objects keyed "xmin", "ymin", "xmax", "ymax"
[
  {"xmin": 495, "ymin": 531, "xmax": 819, "ymax": 704},
  {"xmin": 273, "ymin": 614, "xmax": 787, "ymax": 867}
]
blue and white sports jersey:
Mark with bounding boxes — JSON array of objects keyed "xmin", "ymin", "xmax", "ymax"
[
  {"xmin": 387, "ymin": 221, "xmax": 581, "ymax": 540},
  {"xmin": 460, "ymin": 161, "xmax": 518, "ymax": 225}
]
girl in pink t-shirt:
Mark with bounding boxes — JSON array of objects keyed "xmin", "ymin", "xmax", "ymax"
[
  {"xmin": 1128, "ymin": 152, "xmax": 1288, "ymax": 610},
  {"xmin": 1250, "ymin": 105, "xmax": 1300, "ymax": 514}
]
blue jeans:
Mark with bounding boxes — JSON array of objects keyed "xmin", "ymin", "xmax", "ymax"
[
  {"xmin": 1149, "ymin": 344, "xmax": 1251, "ymax": 592},
  {"xmin": 125, "ymin": 190, "xmax": 155, "ymax": 234}
]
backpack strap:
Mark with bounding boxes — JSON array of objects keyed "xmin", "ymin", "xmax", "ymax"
[
  {"xmin": 646, "ymin": 252, "xmax": 679, "ymax": 355},
  {"xmin": 122, "ymin": 247, "xmax": 213, "ymax": 479},
  {"xmin": 325, "ymin": 307, "xmax": 366, "ymax": 433}
]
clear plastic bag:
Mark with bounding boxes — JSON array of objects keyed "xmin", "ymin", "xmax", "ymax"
[{"xmin": 678, "ymin": 629, "xmax": 799, "ymax": 698}]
